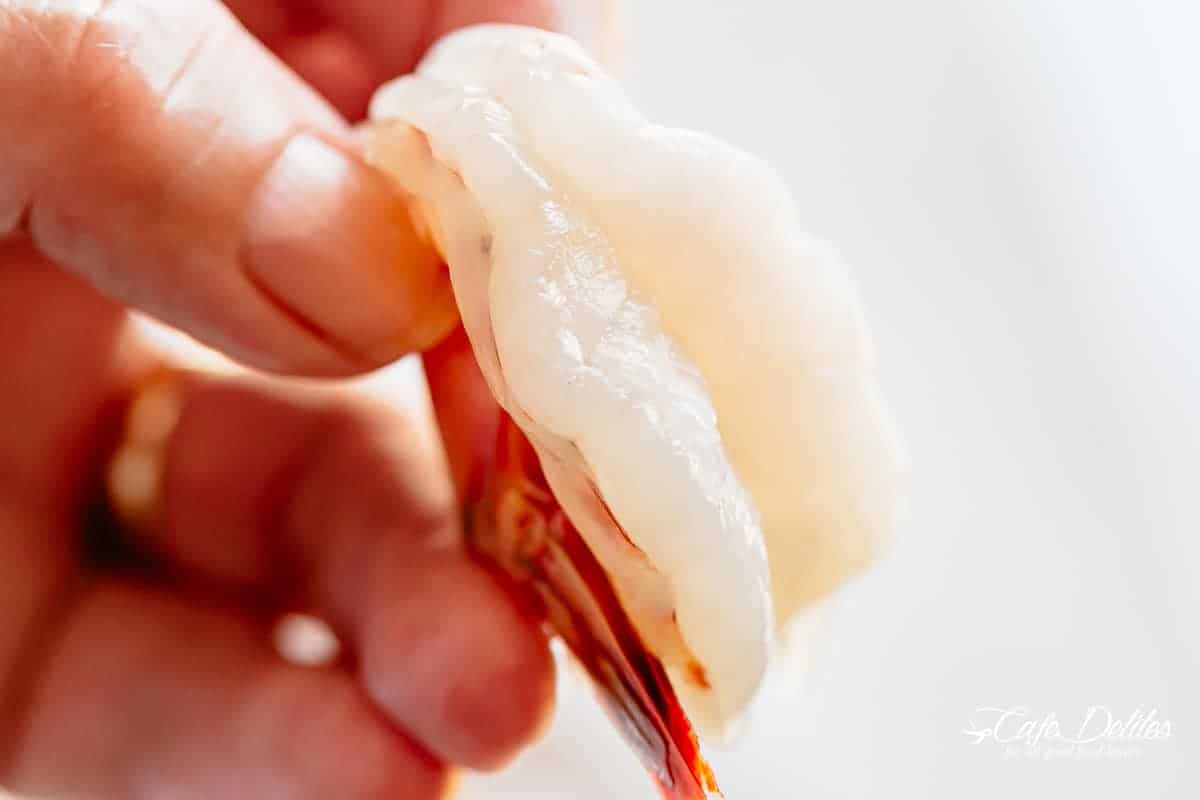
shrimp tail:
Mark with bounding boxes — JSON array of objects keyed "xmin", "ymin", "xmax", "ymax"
[{"xmin": 467, "ymin": 413, "xmax": 722, "ymax": 799}]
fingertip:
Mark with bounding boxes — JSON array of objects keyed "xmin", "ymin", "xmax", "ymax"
[
  {"xmin": 360, "ymin": 557, "xmax": 555, "ymax": 771},
  {"xmin": 241, "ymin": 132, "xmax": 459, "ymax": 370},
  {"xmin": 440, "ymin": 596, "xmax": 557, "ymax": 771}
]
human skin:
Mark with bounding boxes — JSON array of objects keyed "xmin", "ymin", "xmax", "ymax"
[{"xmin": 0, "ymin": 2, "xmax": 598, "ymax": 797}]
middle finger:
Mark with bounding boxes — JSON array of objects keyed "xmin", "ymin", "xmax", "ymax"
[{"xmin": 107, "ymin": 369, "xmax": 556, "ymax": 771}]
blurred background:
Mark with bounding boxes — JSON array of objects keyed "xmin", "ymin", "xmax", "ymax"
[
  {"xmin": 453, "ymin": 1, "xmax": 1198, "ymax": 798},
  {"xmin": 8, "ymin": 1, "xmax": 1195, "ymax": 798}
]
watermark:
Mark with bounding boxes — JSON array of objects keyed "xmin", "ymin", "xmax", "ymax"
[{"xmin": 962, "ymin": 706, "xmax": 1172, "ymax": 760}]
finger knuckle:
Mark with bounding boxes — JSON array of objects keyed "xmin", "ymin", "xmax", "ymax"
[{"xmin": 317, "ymin": 399, "xmax": 457, "ymax": 544}]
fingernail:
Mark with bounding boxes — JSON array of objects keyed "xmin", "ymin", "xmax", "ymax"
[{"xmin": 242, "ymin": 133, "xmax": 455, "ymax": 367}]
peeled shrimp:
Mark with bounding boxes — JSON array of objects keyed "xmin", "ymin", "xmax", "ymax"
[{"xmin": 364, "ymin": 24, "xmax": 902, "ymax": 798}]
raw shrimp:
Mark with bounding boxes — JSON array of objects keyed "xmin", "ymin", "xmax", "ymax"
[{"xmin": 363, "ymin": 24, "xmax": 904, "ymax": 799}]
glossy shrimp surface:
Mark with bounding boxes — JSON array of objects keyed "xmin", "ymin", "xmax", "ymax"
[{"xmin": 367, "ymin": 22, "xmax": 902, "ymax": 781}]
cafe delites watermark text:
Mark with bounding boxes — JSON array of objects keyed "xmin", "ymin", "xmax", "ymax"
[{"xmin": 962, "ymin": 706, "xmax": 1172, "ymax": 760}]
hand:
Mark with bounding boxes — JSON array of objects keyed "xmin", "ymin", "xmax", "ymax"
[{"xmin": 0, "ymin": 2, "xmax": 592, "ymax": 796}]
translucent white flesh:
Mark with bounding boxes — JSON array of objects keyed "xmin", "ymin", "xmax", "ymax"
[{"xmin": 368, "ymin": 25, "xmax": 903, "ymax": 738}]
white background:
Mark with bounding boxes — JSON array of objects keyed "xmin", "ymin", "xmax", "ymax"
[
  {"xmin": 461, "ymin": 1, "xmax": 1199, "ymax": 798},
  {"xmin": 5, "ymin": 2, "xmax": 1195, "ymax": 799}
]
